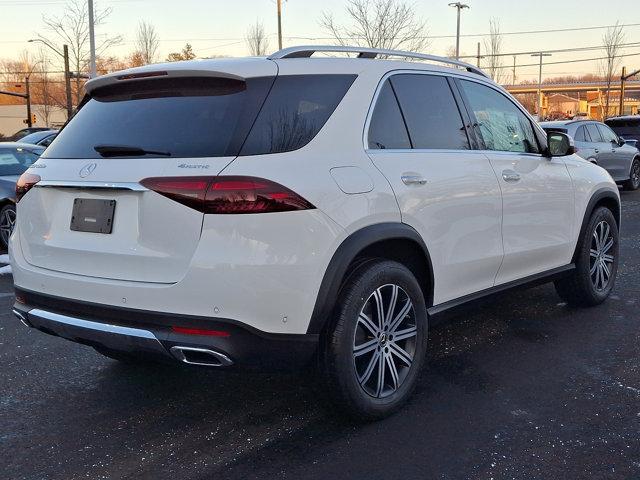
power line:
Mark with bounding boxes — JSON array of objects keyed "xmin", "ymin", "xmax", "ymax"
[{"xmin": 461, "ymin": 42, "xmax": 640, "ymax": 59}]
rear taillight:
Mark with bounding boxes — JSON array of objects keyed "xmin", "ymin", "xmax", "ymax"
[
  {"xmin": 140, "ymin": 176, "xmax": 315, "ymax": 214},
  {"xmin": 15, "ymin": 172, "xmax": 41, "ymax": 202}
]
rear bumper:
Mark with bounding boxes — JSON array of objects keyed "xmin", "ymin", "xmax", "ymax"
[{"xmin": 13, "ymin": 288, "xmax": 319, "ymax": 370}]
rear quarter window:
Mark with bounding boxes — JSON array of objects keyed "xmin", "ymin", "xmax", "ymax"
[{"xmin": 240, "ymin": 74, "xmax": 356, "ymax": 156}]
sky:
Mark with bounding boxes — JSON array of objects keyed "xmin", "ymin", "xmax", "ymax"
[{"xmin": 1, "ymin": 0, "xmax": 639, "ymax": 82}]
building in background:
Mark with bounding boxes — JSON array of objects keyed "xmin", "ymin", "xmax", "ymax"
[{"xmin": 0, "ymin": 105, "xmax": 66, "ymax": 138}]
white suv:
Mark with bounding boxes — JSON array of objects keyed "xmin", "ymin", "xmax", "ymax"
[{"xmin": 11, "ymin": 46, "xmax": 620, "ymax": 419}]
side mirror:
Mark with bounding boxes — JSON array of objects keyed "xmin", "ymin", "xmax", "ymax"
[
  {"xmin": 618, "ymin": 137, "xmax": 626, "ymax": 146},
  {"xmin": 547, "ymin": 131, "xmax": 576, "ymax": 157}
]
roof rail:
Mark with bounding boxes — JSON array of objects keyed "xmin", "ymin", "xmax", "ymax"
[{"xmin": 268, "ymin": 45, "xmax": 488, "ymax": 78}]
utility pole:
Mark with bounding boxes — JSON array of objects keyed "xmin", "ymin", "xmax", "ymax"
[
  {"xmin": 29, "ymin": 39, "xmax": 74, "ymax": 119},
  {"xmin": 619, "ymin": 67, "xmax": 640, "ymax": 116},
  {"xmin": 277, "ymin": 0, "xmax": 283, "ymax": 50},
  {"xmin": 449, "ymin": 3, "xmax": 469, "ymax": 61},
  {"xmin": 88, "ymin": 0, "xmax": 97, "ymax": 78},
  {"xmin": 531, "ymin": 52, "xmax": 552, "ymax": 119},
  {"xmin": 512, "ymin": 55, "xmax": 517, "ymax": 85},
  {"xmin": 25, "ymin": 77, "xmax": 32, "ymax": 127},
  {"xmin": 476, "ymin": 42, "xmax": 481, "ymax": 67},
  {"xmin": 63, "ymin": 44, "xmax": 73, "ymax": 118}
]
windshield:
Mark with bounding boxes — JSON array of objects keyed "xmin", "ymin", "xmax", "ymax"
[
  {"xmin": 43, "ymin": 76, "xmax": 274, "ymax": 159},
  {"xmin": 0, "ymin": 147, "xmax": 43, "ymax": 176}
]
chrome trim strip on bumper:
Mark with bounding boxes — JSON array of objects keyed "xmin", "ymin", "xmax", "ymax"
[
  {"xmin": 28, "ymin": 308, "xmax": 157, "ymax": 339},
  {"xmin": 36, "ymin": 181, "xmax": 148, "ymax": 191},
  {"xmin": 20, "ymin": 307, "xmax": 169, "ymax": 358}
]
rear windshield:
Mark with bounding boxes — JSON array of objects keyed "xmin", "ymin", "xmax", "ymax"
[
  {"xmin": 0, "ymin": 147, "xmax": 42, "ymax": 175},
  {"xmin": 43, "ymin": 74, "xmax": 355, "ymax": 159},
  {"xmin": 43, "ymin": 77, "xmax": 273, "ymax": 159}
]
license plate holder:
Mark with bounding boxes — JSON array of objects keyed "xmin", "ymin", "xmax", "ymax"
[{"xmin": 70, "ymin": 198, "xmax": 116, "ymax": 234}]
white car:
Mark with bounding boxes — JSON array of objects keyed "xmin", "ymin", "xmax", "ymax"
[{"xmin": 10, "ymin": 46, "xmax": 620, "ymax": 419}]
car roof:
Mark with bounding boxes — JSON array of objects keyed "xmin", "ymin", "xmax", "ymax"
[
  {"xmin": 0, "ymin": 142, "xmax": 46, "ymax": 151},
  {"xmin": 85, "ymin": 46, "xmax": 497, "ymax": 95},
  {"xmin": 19, "ymin": 130, "xmax": 57, "ymax": 143},
  {"xmin": 605, "ymin": 115, "xmax": 640, "ymax": 123}
]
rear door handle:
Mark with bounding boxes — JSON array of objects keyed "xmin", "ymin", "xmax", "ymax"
[
  {"xmin": 502, "ymin": 170, "xmax": 521, "ymax": 183},
  {"xmin": 594, "ymin": 148, "xmax": 599, "ymax": 153},
  {"xmin": 401, "ymin": 175, "xmax": 427, "ymax": 186}
]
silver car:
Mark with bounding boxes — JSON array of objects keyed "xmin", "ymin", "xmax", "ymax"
[{"xmin": 541, "ymin": 120, "xmax": 640, "ymax": 191}]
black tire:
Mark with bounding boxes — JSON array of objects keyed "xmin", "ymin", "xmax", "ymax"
[
  {"xmin": 0, "ymin": 203, "xmax": 16, "ymax": 250},
  {"xmin": 323, "ymin": 260, "xmax": 428, "ymax": 420},
  {"xmin": 623, "ymin": 158, "xmax": 640, "ymax": 191},
  {"xmin": 555, "ymin": 207, "xmax": 619, "ymax": 306}
]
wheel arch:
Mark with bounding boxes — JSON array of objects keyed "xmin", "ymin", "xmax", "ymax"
[
  {"xmin": 573, "ymin": 187, "xmax": 621, "ymax": 262},
  {"xmin": 307, "ymin": 223, "xmax": 434, "ymax": 335}
]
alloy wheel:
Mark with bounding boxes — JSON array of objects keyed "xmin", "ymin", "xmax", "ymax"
[
  {"xmin": 632, "ymin": 161, "xmax": 640, "ymax": 188},
  {"xmin": 589, "ymin": 220, "xmax": 615, "ymax": 292},
  {"xmin": 0, "ymin": 207, "xmax": 16, "ymax": 246},
  {"xmin": 353, "ymin": 284, "xmax": 417, "ymax": 399}
]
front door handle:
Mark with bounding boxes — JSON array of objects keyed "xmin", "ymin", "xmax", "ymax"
[
  {"xmin": 401, "ymin": 175, "xmax": 427, "ymax": 186},
  {"xmin": 502, "ymin": 170, "xmax": 521, "ymax": 183},
  {"xmin": 595, "ymin": 148, "xmax": 600, "ymax": 153}
]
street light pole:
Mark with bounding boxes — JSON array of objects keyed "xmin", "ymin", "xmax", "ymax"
[
  {"xmin": 449, "ymin": 2, "xmax": 469, "ymax": 61},
  {"xmin": 531, "ymin": 52, "xmax": 552, "ymax": 119},
  {"xmin": 28, "ymin": 39, "xmax": 74, "ymax": 119},
  {"xmin": 277, "ymin": 0, "xmax": 283, "ymax": 50},
  {"xmin": 88, "ymin": 0, "xmax": 97, "ymax": 78}
]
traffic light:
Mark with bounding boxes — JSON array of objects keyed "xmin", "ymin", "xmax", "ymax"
[{"xmin": 31, "ymin": 113, "xmax": 37, "ymax": 124}]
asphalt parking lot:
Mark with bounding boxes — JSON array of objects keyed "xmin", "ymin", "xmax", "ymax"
[{"xmin": 1, "ymin": 189, "xmax": 639, "ymax": 480}]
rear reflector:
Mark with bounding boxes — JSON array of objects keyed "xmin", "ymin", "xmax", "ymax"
[
  {"xmin": 140, "ymin": 176, "xmax": 315, "ymax": 214},
  {"xmin": 15, "ymin": 172, "xmax": 41, "ymax": 202},
  {"xmin": 171, "ymin": 326, "xmax": 230, "ymax": 337}
]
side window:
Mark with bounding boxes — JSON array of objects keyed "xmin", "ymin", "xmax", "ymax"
[
  {"xmin": 574, "ymin": 126, "xmax": 588, "ymax": 142},
  {"xmin": 586, "ymin": 124, "xmax": 603, "ymax": 142},
  {"xmin": 390, "ymin": 74, "xmax": 470, "ymax": 150},
  {"xmin": 460, "ymin": 80, "xmax": 540, "ymax": 154},
  {"xmin": 597, "ymin": 124, "xmax": 618, "ymax": 143},
  {"xmin": 367, "ymin": 80, "xmax": 411, "ymax": 149}
]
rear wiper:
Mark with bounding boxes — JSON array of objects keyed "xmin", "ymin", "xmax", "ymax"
[{"xmin": 94, "ymin": 145, "xmax": 171, "ymax": 157}]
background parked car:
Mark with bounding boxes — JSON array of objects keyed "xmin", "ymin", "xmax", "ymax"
[
  {"xmin": 0, "ymin": 143, "xmax": 45, "ymax": 248},
  {"xmin": 8, "ymin": 127, "xmax": 52, "ymax": 142},
  {"xmin": 541, "ymin": 120, "xmax": 640, "ymax": 190},
  {"xmin": 605, "ymin": 115, "xmax": 640, "ymax": 148},
  {"xmin": 17, "ymin": 129, "xmax": 58, "ymax": 147}
]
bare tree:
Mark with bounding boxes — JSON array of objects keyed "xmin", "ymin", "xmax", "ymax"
[
  {"xmin": 135, "ymin": 21, "xmax": 159, "ymax": 64},
  {"xmin": 320, "ymin": 0, "xmax": 429, "ymax": 53},
  {"xmin": 600, "ymin": 22, "xmax": 626, "ymax": 119},
  {"xmin": 245, "ymin": 20, "xmax": 270, "ymax": 56},
  {"xmin": 39, "ymin": 0, "xmax": 122, "ymax": 105},
  {"xmin": 483, "ymin": 18, "xmax": 505, "ymax": 83}
]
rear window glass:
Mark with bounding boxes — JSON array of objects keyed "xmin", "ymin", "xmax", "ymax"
[
  {"xmin": 586, "ymin": 124, "xmax": 603, "ymax": 142},
  {"xmin": 368, "ymin": 80, "xmax": 411, "ymax": 149},
  {"xmin": 43, "ymin": 77, "xmax": 274, "ymax": 159},
  {"xmin": 0, "ymin": 147, "xmax": 42, "ymax": 175},
  {"xmin": 240, "ymin": 74, "xmax": 356, "ymax": 156},
  {"xmin": 574, "ymin": 126, "xmax": 588, "ymax": 142},
  {"xmin": 391, "ymin": 74, "xmax": 470, "ymax": 150}
]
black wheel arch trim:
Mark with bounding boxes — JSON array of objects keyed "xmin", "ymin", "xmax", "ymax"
[
  {"xmin": 306, "ymin": 222, "xmax": 434, "ymax": 335},
  {"xmin": 573, "ymin": 187, "xmax": 621, "ymax": 262}
]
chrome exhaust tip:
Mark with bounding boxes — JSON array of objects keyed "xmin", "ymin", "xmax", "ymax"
[
  {"xmin": 12, "ymin": 309, "xmax": 31, "ymax": 328},
  {"xmin": 169, "ymin": 346, "xmax": 233, "ymax": 367}
]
